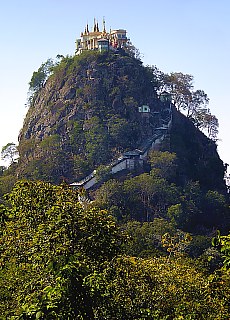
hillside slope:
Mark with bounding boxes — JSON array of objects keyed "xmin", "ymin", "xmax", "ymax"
[
  {"xmin": 16, "ymin": 50, "xmax": 225, "ymax": 192},
  {"xmin": 17, "ymin": 51, "xmax": 161, "ymax": 183}
]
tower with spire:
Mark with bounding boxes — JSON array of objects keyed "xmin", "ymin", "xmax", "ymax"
[{"xmin": 75, "ymin": 18, "xmax": 128, "ymax": 54}]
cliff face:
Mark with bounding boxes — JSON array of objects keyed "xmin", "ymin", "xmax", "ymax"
[
  {"xmin": 17, "ymin": 51, "xmax": 161, "ymax": 183},
  {"xmin": 21, "ymin": 54, "xmax": 157, "ymax": 140},
  {"xmin": 16, "ymin": 50, "xmax": 225, "ymax": 191},
  {"xmin": 170, "ymin": 108, "xmax": 225, "ymax": 191}
]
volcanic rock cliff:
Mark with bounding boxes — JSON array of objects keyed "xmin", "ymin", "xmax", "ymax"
[{"xmin": 16, "ymin": 50, "xmax": 225, "ymax": 191}]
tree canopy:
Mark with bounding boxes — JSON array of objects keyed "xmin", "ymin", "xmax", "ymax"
[
  {"xmin": 0, "ymin": 180, "xmax": 230, "ymax": 319},
  {"xmin": 148, "ymin": 67, "xmax": 219, "ymax": 140},
  {"xmin": 1, "ymin": 142, "xmax": 18, "ymax": 165},
  {"xmin": 0, "ymin": 180, "xmax": 122, "ymax": 318},
  {"xmin": 29, "ymin": 58, "xmax": 55, "ymax": 93}
]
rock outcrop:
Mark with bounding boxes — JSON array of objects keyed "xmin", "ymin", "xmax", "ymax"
[{"xmin": 16, "ymin": 50, "xmax": 225, "ymax": 192}]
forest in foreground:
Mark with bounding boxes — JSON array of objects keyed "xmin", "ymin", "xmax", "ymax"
[{"xmin": 0, "ymin": 180, "xmax": 229, "ymax": 319}]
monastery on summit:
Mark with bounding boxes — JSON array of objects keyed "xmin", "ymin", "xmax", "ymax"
[{"xmin": 75, "ymin": 19, "xmax": 129, "ymax": 54}]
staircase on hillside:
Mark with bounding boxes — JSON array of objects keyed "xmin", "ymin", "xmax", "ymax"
[{"xmin": 70, "ymin": 101, "xmax": 172, "ymax": 190}]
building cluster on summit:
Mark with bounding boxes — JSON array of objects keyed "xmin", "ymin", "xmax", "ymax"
[{"xmin": 75, "ymin": 18, "xmax": 129, "ymax": 54}]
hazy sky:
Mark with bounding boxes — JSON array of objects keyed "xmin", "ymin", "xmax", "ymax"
[{"xmin": 0, "ymin": 0, "xmax": 229, "ymax": 167}]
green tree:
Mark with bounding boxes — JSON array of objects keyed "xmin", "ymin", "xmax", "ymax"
[
  {"xmin": 0, "ymin": 174, "xmax": 17, "ymax": 197},
  {"xmin": 94, "ymin": 179, "xmax": 126, "ymax": 220},
  {"xmin": 72, "ymin": 154, "xmax": 89, "ymax": 180},
  {"xmin": 192, "ymin": 107, "xmax": 219, "ymax": 140},
  {"xmin": 124, "ymin": 172, "xmax": 179, "ymax": 221},
  {"xmin": 1, "ymin": 142, "xmax": 18, "ymax": 164},
  {"xmin": 167, "ymin": 181, "xmax": 202, "ymax": 230},
  {"xmin": 0, "ymin": 180, "xmax": 122, "ymax": 318},
  {"xmin": 69, "ymin": 120, "xmax": 84, "ymax": 155},
  {"xmin": 107, "ymin": 115, "xmax": 135, "ymax": 150},
  {"xmin": 84, "ymin": 116, "xmax": 109, "ymax": 166},
  {"xmin": 167, "ymin": 203, "xmax": 184, "ymax": 226},
  {"xmin": 122, "ymin": 219, "xmax": 176, "ymax": 257},
  {"xmin": 161, "ymin": 231, "xmax": 192, "ymax": 259},
  {"xmin": 87, "ymin": 256, "xmax": 230, "ymax": 319},
  {"xmin": 29, "ymin": 58, "xmax": 54, "ymax": 93},
  {"xmin": 213, "ymin": 230, "xmax": 230, "ymax": 269},
  {"xmin": 187, "ymin": 89, "xmax": 209, "ymax": 118},
  {"xmin": 1, "ymin": 180, "xmax": 230, "ymax": 319},
  {"xmin": 124, "ymin": 173, "xmax": 157, "ymax": 221},
  {"xmin": 19, "ymin": 135, "xmax": 70, "ymax": 183},
  {"xmin": 123, "ymin": 40, "xmax": 142, "ymax": 60},
  {"xmin": 148, "ymin": 150, "xmax": 177, "ymax": 180},
  {"xmin": 156, "ymin": 71, "xmax": 218, "ymax": 139},
  {"xmin": 203, "ymin": 113, "xmax": 219, "ymax": 140},
  {"xmin": 164, "ymin": 72, "xmax": 194, "ymax": 111},
  {"xmin": 201, "ymin": 190, "xmax": 227, "ymax": 227},
  {"xmin": 145, "ymin": 65, "xmax": 166, "ymax": 91}
]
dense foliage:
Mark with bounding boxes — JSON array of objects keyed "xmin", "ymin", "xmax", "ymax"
[
  {"xmin": 94, "ymin": 150, "xmax": 229, "ymax": 233},
  {"xmin": 0, "ymin": 181, "xmax": 122, "ymax": 318},
  {"xmin": 147, "ymin": 68, "xmax": 219, "ymax": 140},
  {"xmin": 0, "ymin": 49, "xmax": 229, "ymax": 318},
  {"xmin": 0, "ymin": 180, "xmax": 229, "ymax": 319}
]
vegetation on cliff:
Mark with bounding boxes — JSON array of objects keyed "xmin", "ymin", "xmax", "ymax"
[
  {"xmin": 1, "ymin": 50, "xmax": 218, "ymax": 187},
  {"xmin": 0, "ymin": 49, "xmax": 228, "ymax": 229},
  {"xmin": 17, "ymin": 51, "xmax": 160, "ymax": 183},
  {"xmin": 0, "ymin": 49, "xmax": 229, "ymax": 318}
]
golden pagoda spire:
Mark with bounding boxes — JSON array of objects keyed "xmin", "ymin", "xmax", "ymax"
[
  {"xmin": 84, "ymin": 21, "xmax": 89, "ymax": 35},
  {"xmin": 103, "ymin": 17, "xmax": 106, "ymax": 33}
]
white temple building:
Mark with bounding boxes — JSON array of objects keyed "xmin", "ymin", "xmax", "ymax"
[{"xmin": 75, "ymin": 19, "xmax": 129, "ymax": 54}]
